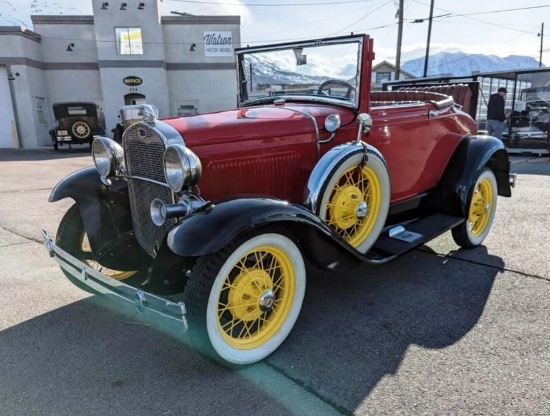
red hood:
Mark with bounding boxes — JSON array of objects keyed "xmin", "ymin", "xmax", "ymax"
[{"xmin": 162, "ymin": 104, "xmax": 356, "ymax": 148}]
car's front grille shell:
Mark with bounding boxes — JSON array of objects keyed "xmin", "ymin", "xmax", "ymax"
[{"xmin": 123, "ymin": 124, "xmax": 175, "ymax": 258}]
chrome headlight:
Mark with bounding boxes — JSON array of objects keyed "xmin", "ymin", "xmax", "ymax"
[
  {"xmin": 163, "ymin": 144, "xmax": 202, "ymax": 192},
  {"xmin": 92, "ymin": 137, "xmax": 124, "ymax": 177},
  {"xmin": 325, "ymin": 114, "xmax": 341, "ymax": 132}
]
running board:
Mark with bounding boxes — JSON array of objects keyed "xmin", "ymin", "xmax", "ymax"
[{"xmin": 364, "ymin": 213, "xmax": 464, "ymax": 263}]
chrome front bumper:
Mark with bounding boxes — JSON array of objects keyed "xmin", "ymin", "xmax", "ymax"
[
  {"xmin": 41, "ymin": 230, "xmax": 188, "ymax": 331},
  {"xmin": 510, "ymin": 173, "xmax": 517, "ymax": 188}
]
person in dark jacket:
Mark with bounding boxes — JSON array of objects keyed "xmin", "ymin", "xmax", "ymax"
[{"xmin": 487, "ymin": 87, "xmax": 507, "ymax": 139}]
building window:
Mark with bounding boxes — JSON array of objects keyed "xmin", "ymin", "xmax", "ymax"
[
  {"xmin": 375, "ymin": 71, "xmax": 391, "ymax": 83},
  {"xmin": 115, "ymin": 27, "xmax": 143, "ymax": 55}
]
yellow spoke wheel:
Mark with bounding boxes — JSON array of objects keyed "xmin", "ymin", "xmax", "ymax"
[
  {"xmin": 452, "ymin": 168, "xmax": 498, "ymax": 248},
  {"xmin": 318, "ymin": 149, "xmax": 390, "ymax": 254},
  {"xmin": 185, "ymin": 230, "xmax": 306, "ymax": 366},
  {"xmin": 56, "ymin": 204, "xmax": 142, "ymax": 294},
  {"xmin": 326, "ymin": 165, "xmax": 382, "ymax": 248},
  {"xmin": 467, "ymin": 178, "xmax": 493, "ymax": 238},
  {"xmin": 217, "ymin": 245, "xmax": 295, "ymax": 349},
  {"xmin": 79, "ymin": 233, "xmax": 137, "ymax": 280}
]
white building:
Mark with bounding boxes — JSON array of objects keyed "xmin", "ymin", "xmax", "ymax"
[
  {"xmin": 371, "ymin": 61, "xmax": 414, "ymax": 90},
  {"xmin": 0, "ymin": 0, "xmax": 241, "ymax": 149}
]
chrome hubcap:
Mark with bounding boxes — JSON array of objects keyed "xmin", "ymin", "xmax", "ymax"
[
  {"xmin": 356, "ymin": 201, "xmax": 368, "ymax": 219},
  {"xmin": 259, "ymin": 290, "xmax": 275, "ymax": 312}
]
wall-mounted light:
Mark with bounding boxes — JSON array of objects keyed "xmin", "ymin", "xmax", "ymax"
[
  {"xmin": 8, "ymin": 71, "xmax": 19, "ymax": 81},
  {"xmin": 120, "ymin": 2, "xmax": 127, "ymax": 10},
  {"xmin": 138, "ymin": 2, "xmax": 144, "ymax": 10},
  {"xmin": 189, "ymin": 43, "xmax": 196, "ymax": 52},
  {"xmin": 66, "ymin": 42, "xmax": 74, "ymax": 52},
  {"xmin": 101, "ymin": 2, "xmax": 108, "ymax": 9}
]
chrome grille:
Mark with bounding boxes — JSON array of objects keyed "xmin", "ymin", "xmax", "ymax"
[{"xmin": 123, "ymin": 124, "xmax": 175, "ymax": 258}]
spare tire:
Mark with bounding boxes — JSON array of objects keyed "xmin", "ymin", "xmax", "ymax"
[{"xmin": 70, "ymin": 120, "xmax": 92, "ymax": 141}]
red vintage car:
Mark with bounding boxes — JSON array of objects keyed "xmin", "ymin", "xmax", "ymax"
[{"xmin": 42, "ymin": 34, "xmax": 515, "ymax": 366}]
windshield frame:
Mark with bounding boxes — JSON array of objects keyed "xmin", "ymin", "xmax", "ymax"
[{"xmin": 235, "ymin": 34, "xmax": 366, "ymax": 109}]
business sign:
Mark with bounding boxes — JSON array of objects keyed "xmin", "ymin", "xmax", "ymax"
[
  {"xmin": 123, "ymin": 76, "xmax": 143, "ymax": 86},
  {"xmin": 204, "ymin": 31, "xmax": 233, "ymax": 57}
]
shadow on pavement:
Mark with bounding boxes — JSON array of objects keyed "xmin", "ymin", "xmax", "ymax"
[
  {"xmin": 0, "ymin": 246, "xmax": 502, "ymax": 415},
  {"xmin": 268, "ymin": 245, "xmax": 503, "ymax": 413}
]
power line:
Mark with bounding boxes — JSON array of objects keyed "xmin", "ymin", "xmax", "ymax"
[
  {"xmin": 172, "ymin": 0, "xmax": 370, "ymax": 6},
  {"xmin": 329, "ymin": 0, "xmax": 393, "ymax": 36}
]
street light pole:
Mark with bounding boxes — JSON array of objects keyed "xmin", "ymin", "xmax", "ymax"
[{"xmin": 423, "ymin": 0, "xmax": 435, "ymax": 77}]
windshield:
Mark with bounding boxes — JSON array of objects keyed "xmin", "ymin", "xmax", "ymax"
[{"xmin": 236, "ymin": 37, "xmax": 363, "ymax": 108}]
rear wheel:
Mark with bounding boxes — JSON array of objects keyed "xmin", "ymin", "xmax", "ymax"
[
  {"xmin": 184, "ymin": 229, "xmax": 306, "ymax": 366},
  {"xmin": 452, "ymin": 168, "xmax": 498, "ymax": 248},
  {"xmin": 56, "ymin": 204, "xmax": 143, "ymax": 293}
]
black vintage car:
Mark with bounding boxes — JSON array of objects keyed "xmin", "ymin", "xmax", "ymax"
[{"xmin": 49, "ymin": 102, "xmax": 105, "ymax": 150}]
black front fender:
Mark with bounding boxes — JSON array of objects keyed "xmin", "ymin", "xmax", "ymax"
[
  {"xmin": 49, "ymin": 167, "xmax": 150, "ymax": 268},
  {"xmin": 167, "ymin": 197, "xmax": 363, "ymax": 270},
  {"xmin": 440, "ymin": 135, "xmax": 511, "ymax": 216}
]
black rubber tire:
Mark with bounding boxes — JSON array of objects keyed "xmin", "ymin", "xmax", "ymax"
[
  {"xmin": 55, "ymin": 204, "xmax": 146, "ymax": 293},
  {"xmin": 183, "ymin": 227, "xmax": 306, "ymax": 367},
  {"xmin": 452, "ymin": 168, "xmax": 498, "ymax": 249}
]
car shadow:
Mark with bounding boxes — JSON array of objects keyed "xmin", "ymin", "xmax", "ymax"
[
  {"xmin": 0, "ymin": 246, "xmax": 502, "ymax": 415},
  {"xmin": 267, "ymin": 245, "xmax": 503, "ymax": 413}
]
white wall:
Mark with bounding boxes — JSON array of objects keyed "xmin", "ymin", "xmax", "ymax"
[{"xmin": 0, "ymin": 67, "xmax": 17, "ymax": 148}]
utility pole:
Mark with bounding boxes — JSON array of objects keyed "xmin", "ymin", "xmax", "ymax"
[
  {"xmin": 395, "ymin": 0, "xmax": 404, "ymax": 80},
  {"xmin": 423, "ymin": 0, "xmax": 435, "ymax": 77},
  {"xmin": 539, "ymin": 22, "xmax": 544, "ymax": 67}
]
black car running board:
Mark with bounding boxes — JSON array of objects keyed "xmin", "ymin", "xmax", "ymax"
[{"xmin": 364, "ymin": 213, "xmax": 465, "ymax": 263}]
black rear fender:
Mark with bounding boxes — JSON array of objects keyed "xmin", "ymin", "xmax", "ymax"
[{"xmin": 439, "ymin": 135, "xmax": 511, "ymax": 216}]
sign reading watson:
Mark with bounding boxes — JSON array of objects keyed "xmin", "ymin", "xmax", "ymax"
[{"xmin": 204, "ymin": 31, "xmax": 233, "ymax": 57}]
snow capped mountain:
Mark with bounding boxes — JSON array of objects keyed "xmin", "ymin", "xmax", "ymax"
[
  {"xmin": 402, "ymin": 52, "xmax": 542, "ymax": 77},
  {"xmin": 246, "ymin": 54, "xmax": 339, "ymax": 86},
  {"xmin": 1, "ymin": 1, "xmax": 543, "ymax": 82}
]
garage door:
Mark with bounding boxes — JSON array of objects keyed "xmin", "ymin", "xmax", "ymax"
[{"xmin": 0, "ymin": 67, "xmax": 16, "ymax": 148}]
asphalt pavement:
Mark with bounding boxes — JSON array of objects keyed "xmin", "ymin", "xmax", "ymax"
[{"xmin": 0, "ymin": 146, "xmax": 549, "ymax": 416}]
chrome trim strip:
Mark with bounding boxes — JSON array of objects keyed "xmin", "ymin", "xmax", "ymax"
[
  {"xmin": 118, "ymin": 174, "xmax": 171, "ymax": 188},
  {"xmin": 270, "ymin": 105, "xmax": 321, "ymax": 160},
  {"xmin": 244, "ymin": 95, "xmax": 357, "ymax": 110},
  {"xmin": 41, "ymin": 230, "xmax": 188, "ymax": 331}
]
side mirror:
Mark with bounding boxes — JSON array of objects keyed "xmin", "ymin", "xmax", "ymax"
[{"xmin": 355, "ymin": 113, "xmax": 372, "ymax": 142}]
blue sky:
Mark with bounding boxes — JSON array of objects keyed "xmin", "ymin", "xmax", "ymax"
[
  {"xmin": 168, "ymin": 0, "xmax": 549, "ymax": 65},
  {"xmin": 9, "ymin": 0, "xmax": 550, "ymax": 65}
]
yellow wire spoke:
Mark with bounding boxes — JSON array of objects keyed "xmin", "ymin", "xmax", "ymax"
[
  {"xmin": 222, "ymin": 280, "xmax": 259, "ymax": 298},
  {"xmin": 218, "ymin": 301, "xmax": 258, "ymax": 314}
]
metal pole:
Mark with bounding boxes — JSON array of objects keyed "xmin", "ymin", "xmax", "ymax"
[
  {"xmin": 539, "ymin": 22, "xmax": 544, "ymax": 68},
  {"xmin": 395, "ymin": 0, "xmax": 404, "ymax": 80},
  {"xmin": 423, "ymin": 0, "xmax": 435, "ymax": 77}
]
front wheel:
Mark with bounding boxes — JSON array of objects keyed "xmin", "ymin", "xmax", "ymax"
[
  {"xmin": 184, "ymin": 229, "xmax": 306, "ymax": 366},
  {"xmin": 452, "ymin": 168, "xmax": 498, "ymax": 248},
  {"xmin": 55, "ymin": 204, "xmax": 144, "ymax": 293}
]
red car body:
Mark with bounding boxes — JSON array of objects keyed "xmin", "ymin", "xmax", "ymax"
[{"xmin": 43, "ymin": 34, "xmax": 514, "ymax": 367}]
